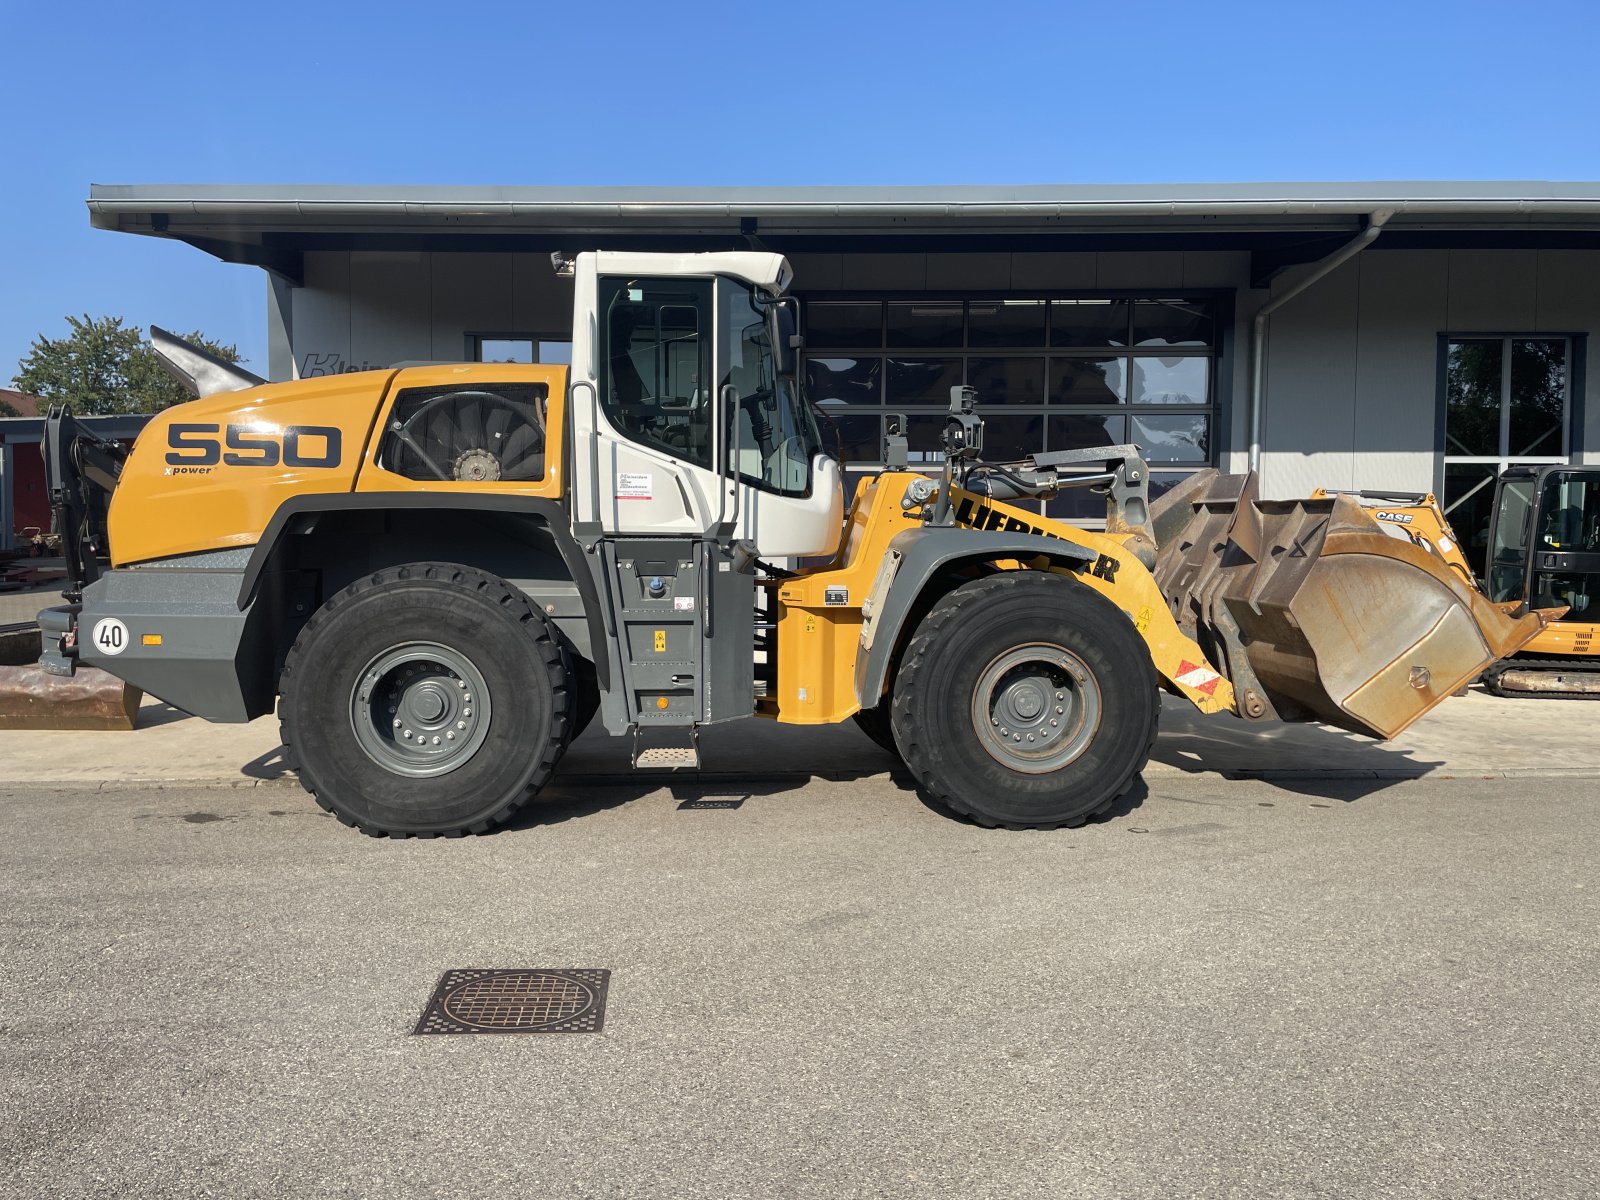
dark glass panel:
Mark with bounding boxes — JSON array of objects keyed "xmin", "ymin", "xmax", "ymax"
[
  {"xmin": 1445, "ymin": 340, "xmax": 1504, "ymax": 457},
  {"xmin": 1444, "ymin": 461, "xmax": 1501, "ymax": 579},
  {"xmin": 902, "ymin": 415, "xmax": 953, "ymax": 465},
  {"xmin": 1050, "ymin": 299, "xmax": 1129, "ymax": 347},
  {"xmin": 1050, "ymin": 357, "xmax": 1125, "ymax": 405},
  {"xmin": 1130, "ymin": 414, "xmax": 1209, "ymax": 463},
  {"xmin": 1509, "ymin": 339, "xmax": 1566, "ymax": 457},
  {"xmin": 967, "ymin": 357, "xmax": 1046, "ymax": 406},
  {"xmin": 815, "ymin": 410, "xmax": 882, "ymax": 466},
  {"xmin": 1133, "ymin": 299, "xmax": 1213, "ymax": 347},
  {"xmin": 806, "ymin": 356, "xmax": 882, "ymax": 406},
  {"xmin": 1047, "ymin": 413, "xmax": 1127, "ymax": 453},
  {"xmin": 968, "ymin": 299, "xmax": 1046, "ymax": 347},
  {"xmin": 887, "ymin": 301, "xmax": 963, "ymax": 348},
  {"xmin": 1487, "ymin": 475, "xmax": 1535, "ymax": 603},
  {"xmin": 1044, "ymin": 484, "xmax": 1110, "ymax": 523},
  {"xmin": 978, "ymin": 413, "xmax": 1045, "ymax": 463},
  {"xmin": 806, "ymin": 302, "xmax": 882, "ymax": 349},
  {"xmin": 887, "ymin": 358, "xmax": 963, "ymax": 405},
  {"xmin": 1129, "ymin": 356, "xmax": 1209, "ymax": 406}
]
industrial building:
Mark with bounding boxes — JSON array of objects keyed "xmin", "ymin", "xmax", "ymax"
[{"xmin": 84, "ymin": 181, "xmax": 1600, "ymax": 570}]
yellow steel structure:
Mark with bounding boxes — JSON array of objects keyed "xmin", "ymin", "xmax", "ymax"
[{"xmin": 772, "ymin": 473, "xmax": 1233, "ymax": 725}]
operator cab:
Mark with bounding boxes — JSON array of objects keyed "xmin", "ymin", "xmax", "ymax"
[
  {"xmin": 570, "ymin": 251, "xmax": 842, "ymax": 558},
  {"xmin": 1487, "ymin": 465, "xmax": 1600, "ymax": 621}
]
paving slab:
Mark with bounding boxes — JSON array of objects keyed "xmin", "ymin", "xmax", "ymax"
[{"xmin": 0, "ymin": 685, "xmax": 1592, "ymax": 791}]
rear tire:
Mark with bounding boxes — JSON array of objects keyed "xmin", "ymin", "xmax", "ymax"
[
  {"xmin": 279, "ymin": 562, "xmax": 572, "ymax": 837},
  {"xmin": 890, "ymin": 572, "xmax": 1158, "ymax": 829}
]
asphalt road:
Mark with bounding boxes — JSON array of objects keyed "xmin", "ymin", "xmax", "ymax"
[{"xmin": 2, "ymin": 773, "xmax": 1597, "ymax": 1199}]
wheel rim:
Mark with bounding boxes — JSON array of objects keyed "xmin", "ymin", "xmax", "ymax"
[
  {"xmin": 970, "ymin": 642, "xmax": 1102, "ymax": 774},
  {"xmin": 349, "ymin": 641, "xmax": 493, "ymax": 778}
]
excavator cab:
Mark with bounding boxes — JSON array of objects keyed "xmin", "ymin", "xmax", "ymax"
[
  {"xmin": 1477, "ymin": 464, "xmax": 1600, "ymax": 697},
  {"xmin": 1487, "ymin": 465, "xmax": 1600, "ymax": 620}
]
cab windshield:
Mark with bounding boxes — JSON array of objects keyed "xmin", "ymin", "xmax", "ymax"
[{"xmin": 721, "ymin": 281, "xmax": 824, "ymax": 497}]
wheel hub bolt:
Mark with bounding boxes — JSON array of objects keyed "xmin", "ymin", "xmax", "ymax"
[
  {"xmin": 446, "ymin": 731, "xmax": 455, "ymax": 741},
  {"xmin": 457, "ymin": 720, "xmax": 467, "ymax": 730},
  {"xmin": 393, "ymin": 718, "xmax": 401, "ymax": 728},
  {"xmin": 1056, "ymin": 706, "xmax": 1064, "ymax": 715},
  {"xmin": 463, "ymin": 708, "xmax": 472, "ymax": 718},
  {"xmin": 431, "ymin": 736, "xmax": 441, "ymax": 745}
]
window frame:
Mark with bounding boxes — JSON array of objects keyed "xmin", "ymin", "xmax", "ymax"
[
  {"xmin": 1434, "ymin": 332, "xmax": 1586, "ymax": 515},
  {"xmin": 467, "ymin": 332, "xmax": 573, "ymax": 365},
  {"xmin": 801, "ymin": 289, "xmax": 1231, "ymax": 517}
]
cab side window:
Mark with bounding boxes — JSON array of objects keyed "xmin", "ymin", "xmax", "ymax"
[{"xmin": 597, "ymin": 277, "xmax": 714, "ymax": 471}]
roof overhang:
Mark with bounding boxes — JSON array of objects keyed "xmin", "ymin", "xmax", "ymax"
[{"xmin": 87, "ymin": 181, "xmax": 1600, "ymax": 289}]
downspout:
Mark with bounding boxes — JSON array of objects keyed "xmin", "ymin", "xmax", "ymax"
[{"xmin": 1248, "ymin": 209, "xmax": 1394, "ymax": 475}]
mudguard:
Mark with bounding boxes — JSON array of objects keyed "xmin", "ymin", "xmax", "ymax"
[{"xmin": 855, "ymin": 526, "xmax": 1097, "ymax": 707}]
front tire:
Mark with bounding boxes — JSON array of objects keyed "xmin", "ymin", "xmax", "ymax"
[
  {"xmin": 279, "ymin": 563, "xmax": 572, "ymax": 837},
  {"xmin": 890, "ymin": 572, "xmax": 1158, "ymax": 829},
  {"xmin": 851, "ymin": 703, "xmax": 901, "ymax": 758}
]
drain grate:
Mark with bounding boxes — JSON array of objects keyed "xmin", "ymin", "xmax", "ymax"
[
  {"xmin": 413, "ymin": 969, "xmax": 610, "ymax": 1035},
  {"xmin": 677, "ymin": 796, "xmax": 746, "ymax": 810}
]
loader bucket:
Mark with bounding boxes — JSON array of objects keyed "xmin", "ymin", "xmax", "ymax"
[{"xmin": 1151, "ymin": 471, "xmax": 1553, "ymax": 740}]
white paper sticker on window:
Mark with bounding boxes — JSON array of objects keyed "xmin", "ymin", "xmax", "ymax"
[{"xmin": 616, "ymin": 472, "xmax": 653, "ymax": 500}]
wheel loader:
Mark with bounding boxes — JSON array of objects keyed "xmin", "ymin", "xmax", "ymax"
[{"xmin": 35, "ymin": 251, "xmax": 1554, "ymax": 836}]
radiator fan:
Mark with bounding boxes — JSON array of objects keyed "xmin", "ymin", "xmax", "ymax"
[{"xmin": 389, "ymin": 390, "xmax": 545, "ymax": 482}]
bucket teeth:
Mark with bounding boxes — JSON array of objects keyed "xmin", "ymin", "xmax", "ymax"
[{"xmin": 1152, "ymin": 470, "xmax": 1549, "ymax": 740}]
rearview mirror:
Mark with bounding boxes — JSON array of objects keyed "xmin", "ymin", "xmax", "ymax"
[{"xmin": 773, "ymin": 300, "xmax": 802, "ymax": 377}]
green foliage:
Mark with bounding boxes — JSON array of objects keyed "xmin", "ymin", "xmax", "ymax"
[
  {"xmin": 0, "ymin": 396, "xmax": 19, "ymax": 419},
  {"xmin": 12, "ymin": 314, "xmax": 244, "ymax": 415}
]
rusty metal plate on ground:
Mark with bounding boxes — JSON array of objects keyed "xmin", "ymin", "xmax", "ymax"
[
  {"xmin": 0, "ymin": 664, "xmax": 142, "ymax": 730},
  {"xmin": 413, "ymin": 969, "xmax": 609, "ymax": 1035}
]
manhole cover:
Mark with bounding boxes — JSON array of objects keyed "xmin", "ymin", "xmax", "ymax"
[{"xmin": 414, "ymin": 969, "xmax": 610, "ymax": 1035}]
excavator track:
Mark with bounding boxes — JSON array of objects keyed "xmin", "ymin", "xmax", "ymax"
[{"xmin": 1483, "ymin": 657, "xmax": 1600, "ymax": 699}]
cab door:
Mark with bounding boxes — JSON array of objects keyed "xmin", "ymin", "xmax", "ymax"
[{"xmin": 569, "ymin": 257, "xmax": 722, "ymax": 538}]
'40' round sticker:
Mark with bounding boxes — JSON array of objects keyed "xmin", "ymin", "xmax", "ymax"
[{"xmin": 91, "ymin": 617, "xmax": 130, "ymax": 656}]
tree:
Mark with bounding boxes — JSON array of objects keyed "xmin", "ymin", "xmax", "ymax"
[{"xmin": 12, "ymin": 314, "xmax": 245, "ymax": 415}]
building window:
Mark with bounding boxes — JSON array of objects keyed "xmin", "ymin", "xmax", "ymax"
[
  {"xmin": 471, "ymin": 334, "xmax": 572, "ymax": 365},
  {"xmin": 1441, "ymin": 336, "xmax": 1570, "ymax": 574},
  {"xmin": 804, "ymin": 295, "xmax": 1217, "ymax": 520}
]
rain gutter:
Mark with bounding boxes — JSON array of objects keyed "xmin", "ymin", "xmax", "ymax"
[{"xmin": 1247, "ymin": 210, "xmax": 1394, "ymax": 474}]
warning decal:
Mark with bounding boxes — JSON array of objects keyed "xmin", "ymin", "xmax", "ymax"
[{"xmin": 1174, "ymin": 659, "xmax": 1222, "ymax": 695}]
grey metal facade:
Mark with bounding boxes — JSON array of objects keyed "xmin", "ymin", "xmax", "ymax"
[{"xmin": 87, "ymin": 182, "xmax": 1600, "ymax": 508}]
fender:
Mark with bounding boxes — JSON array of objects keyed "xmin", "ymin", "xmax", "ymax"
[
  {"xmin": 238, "ymin": 492, "xmax": 608, "ymax": 680},
  {"xmin": 854, "ymin": 526, "xmax": 1097, "ymax": 707}
]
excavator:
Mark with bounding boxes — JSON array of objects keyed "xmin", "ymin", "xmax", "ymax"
[{"xmin": 30, "ymin": 250, "xmax": 1555, "ymax": 836}]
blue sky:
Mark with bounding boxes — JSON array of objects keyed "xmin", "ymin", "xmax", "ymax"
[{"xmin": 3, "ymin": 0, "xmax": 1597, "ymax": 383}]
